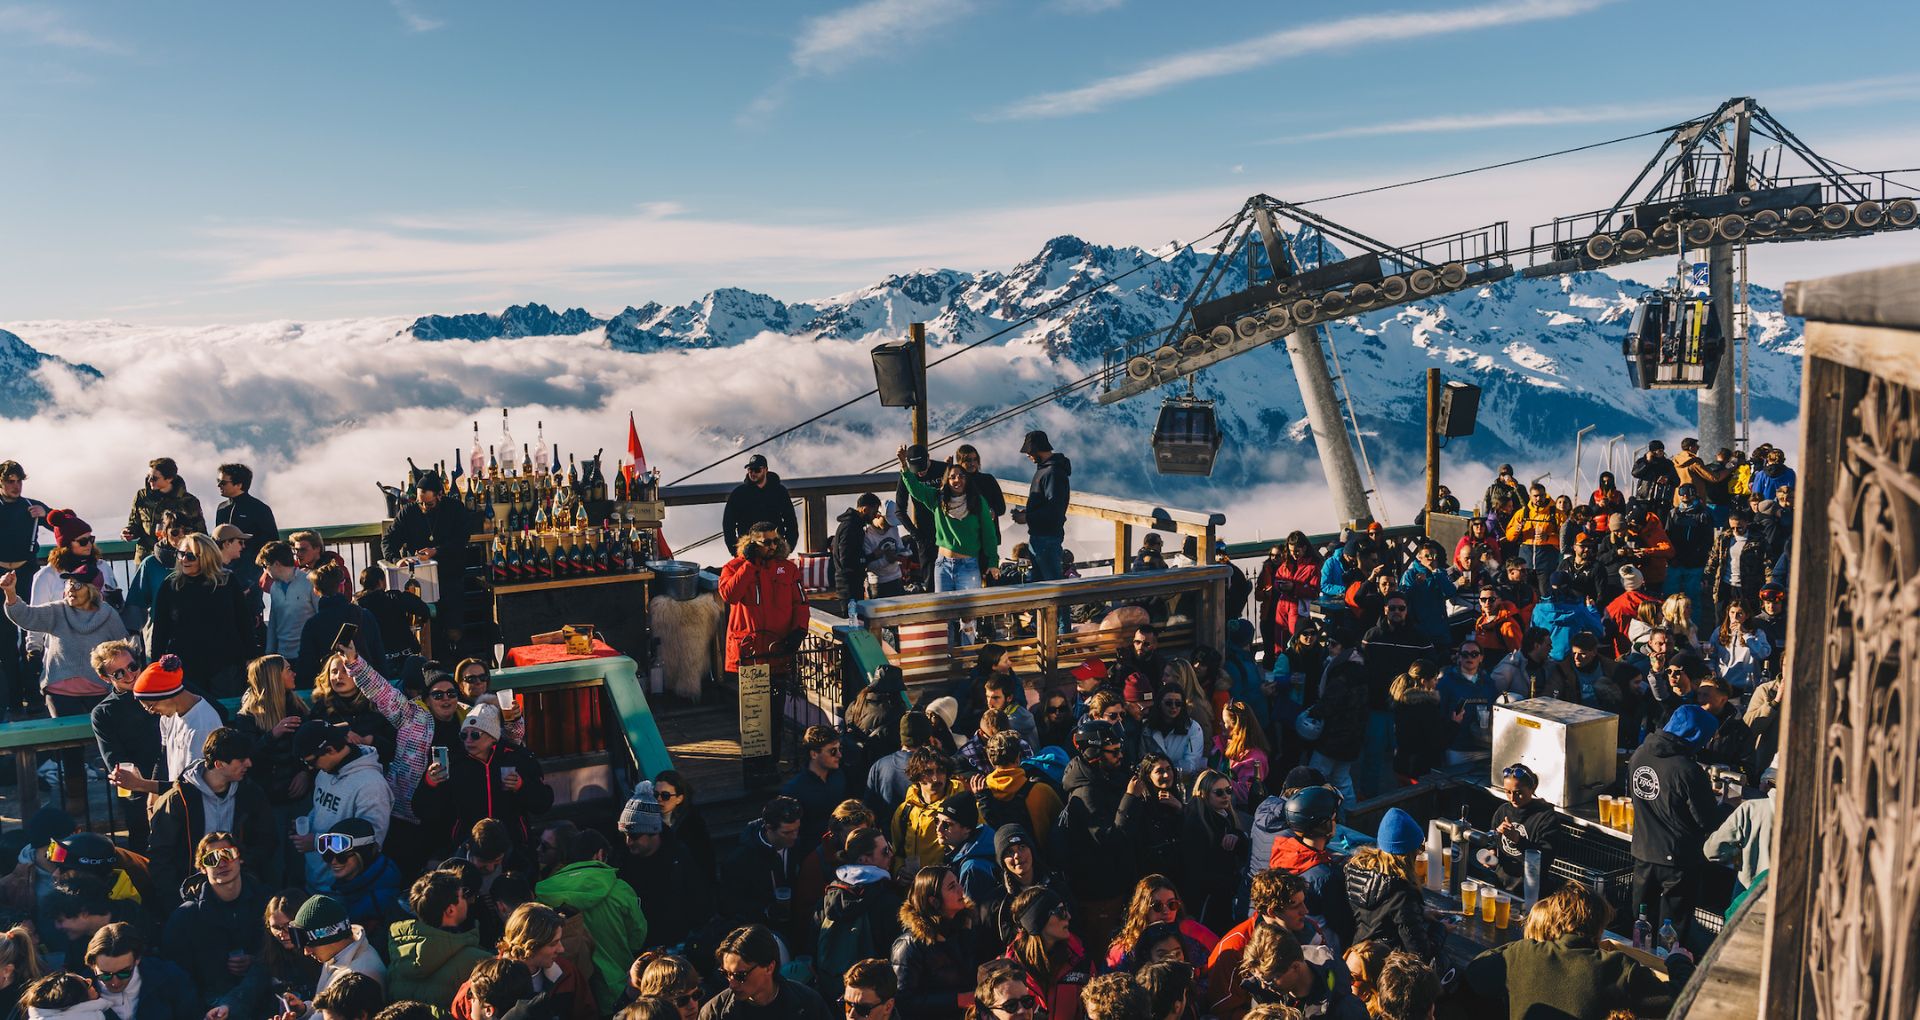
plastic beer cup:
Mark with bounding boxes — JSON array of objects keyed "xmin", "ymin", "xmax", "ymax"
[
  {"xmin": 1495, "ymin": 892, "xmax": 1512, "ymax": 929},
  {"xmin": 1481, "ymin": 887, "xmax": 1500, "ymax": 923},
  {"xmin": 1597, "ymin": 795, "xmax": 1612, "ymax": 828},
  {"xmin": 1624, "ymin": 799, "xmax": 1635, "ymax": 832},
  {"xmin": 1460, "ymin": 880, "xmax": 1478, "ymax": 914},
  {"xmin": 1414, "ymin": 854, "xmax": 1428, "ymax": 886}
]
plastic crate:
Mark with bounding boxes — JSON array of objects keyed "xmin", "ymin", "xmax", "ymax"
[{"xmin": 1550, "ymin": 824, "xmax": 1635, "ymax": 913}]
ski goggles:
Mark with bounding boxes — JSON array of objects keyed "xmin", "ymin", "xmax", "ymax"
[
  {"xmin": 46, "ymin": 841, "xmax": 116, "ymax": 870},
  {"xmin": 315, "ymin": 832, "xmax": 377, "ymax": 858},
  {"xmin": 198, "ymin": 846, "xmax": 241, "ymax": 869}
]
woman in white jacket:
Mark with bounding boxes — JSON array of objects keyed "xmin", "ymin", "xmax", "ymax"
[{"xmin": 1142, "ymin": 687, "xmax": 1208, "ymax": 777}]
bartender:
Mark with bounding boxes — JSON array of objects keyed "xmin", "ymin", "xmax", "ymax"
[
  {"xmin": 382, "ymin": 472, "xmax": 471, "ymax": 658},
  {"xmin": 1487, "ymin": 763, "xmax": 1559, "ymax": 897}
]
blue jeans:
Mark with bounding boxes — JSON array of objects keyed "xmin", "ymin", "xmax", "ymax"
[
  {"xmin": 1522, "ymin": 546, "xmax": 1560, "ymax": 592},
  {"xmin": 1355, "ymin": 709, "xmax": 1396, "ymax": 798},
  {"xmin": 1030, "ymin": 533, "xmax": 1064, "ymax": 582},
  {"xmin": 1308, "ymin": 752, "xmax": 1357, "ymax": 814},
  {"xmin": 936, "ymin": 554, "xmax": 983, "ymax": 645}
]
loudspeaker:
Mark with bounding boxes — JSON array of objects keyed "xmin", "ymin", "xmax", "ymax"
[
  {"xmin": 871, "ymin": 341, "xmax": 921, "ymax": 407},
  {"xmin": 1437, "ymin": 381, "xmax": 1481, "ymax": 437}
]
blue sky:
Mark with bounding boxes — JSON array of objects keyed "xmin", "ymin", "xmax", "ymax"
[{"xmin": 4, "ymin": 0, "xmax": 1918, "ymax": 322}]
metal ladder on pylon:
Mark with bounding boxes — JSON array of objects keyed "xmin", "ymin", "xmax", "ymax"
[{"xmin": 1733, "ymin": 243, "xmax": 1752, "ymax": 451}]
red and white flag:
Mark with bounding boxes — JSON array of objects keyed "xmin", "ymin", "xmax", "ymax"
[{"xmin": 626, "ymin": 412, "xmax": 649, "ymax": 481}]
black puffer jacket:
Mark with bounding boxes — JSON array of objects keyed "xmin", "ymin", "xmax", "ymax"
[
  {"xmin": 889, "ymin": 919, "xmax": 983, "ymax": 1020},
  {"xmin": 1179, "ymin": 798, "xmax": 1246, "ymax": 934},
  {"xmin": 1061, "ymin": 757, "xmax": 1138, "ymax": 900},
  {"xmin": 1389, "ymin": 686, "xmax": 1452, "ymax": 780},
  {"xmin": 150, "ymin": 575, "xmax": 256, "ymax": 689},
  {"xmin": 1309, "ymin": 658, "xmax": 1370, "ymax": 762},
  {"xmin": 1346, "ymin": 853, "xmax": 1433, "ymax": 959},
  {"xmin": 1119, "ymin": 788, "xmax": 1184, "ymax": 884},
  {"xmin": 724, "ymin": 473, "xmax": 799, "ymax": 551},
  {"xmin": 833, "ymin": 507, "xmax": 868, "ymax": 601},
  {"xmin": 160, "ymin": 870, "xmax": 270, "ymax": 1008},
  {"xmin": 1627, "ymin": 731, "xmax": 1725, "ymax": 868}
]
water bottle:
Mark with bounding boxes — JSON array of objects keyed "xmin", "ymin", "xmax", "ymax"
[
  {"xmin": 1656, "ymin": 918, "xmax": 1678, "ymax": 958},
  {"xmin": 1632, "ymin": 906, "xmax": 1652, "ymax": 949}
]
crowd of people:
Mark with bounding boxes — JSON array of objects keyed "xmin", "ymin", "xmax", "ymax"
[{"xmin": 0, "ymin": 428, "xmax": 1799, "ymax": 1020}]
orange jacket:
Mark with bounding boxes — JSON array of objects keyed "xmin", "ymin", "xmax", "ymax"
[
  {"xmin": 1473, "ymin": 601, "xmax": 1525, "ymax": 654},
  {"xmin": 718, "ymin": 554, "xmax": 810, "ymax": 672},
  {"xmin": 1628, "ymin": 516, "xmax": 1674, "ymax": 585},
  {"xmin": 1503, "ymin": 502, "xmax": 1563, "ymax": 548}
]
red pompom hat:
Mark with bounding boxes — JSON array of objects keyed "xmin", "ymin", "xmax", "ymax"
[
  {"xmin": 134, "ymin": 654, "xmax": 185, "ymax": 701},
  {"xmin": 47, "ymin": 509, "xmax": 92, "ymax": 549}
]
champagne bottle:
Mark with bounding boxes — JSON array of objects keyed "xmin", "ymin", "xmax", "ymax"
[
  {"xmin": 590, "ymin": 448, "xmax": 607, "ymax": 501},
  {"xmin": 500, "ymin": 408, "xmax": 514, "ymax": 465},
  {"xmin": 521, "ymin": 443, "xmax": 533, "ymax": 478},
  {"xmin": 614, "ymin": 460, "xmax": 628, "ymax": 502},
  {"xmin": 491, "ymin": 538, "xmax": 507, "ymax": 583},
  {"xmin": 470, "ymin": 422, "xmax": 486, "ymax": 482},
  {"xmin": 488, "ymin": 444, "xmax": 499, "ymax": 478},
  {"xmin": 533, "ymin": 420, "xmax": 548, "ymax": 480},
  {"xmin": 568, "ymin": 453, "xmax": 580, "ymax": 493},
  {"xmin": 608, "ymin": 520, "xmax": 628, "ymax": 572}
]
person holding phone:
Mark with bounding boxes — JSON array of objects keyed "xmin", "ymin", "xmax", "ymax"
[
  {"xmin": 335, "ymin": 638, "xmax": 469, "ymax": 873},
  {"xmin": 296, "ymin": 567, "xmax": 384, "ymax": 686},
  {"xmin": 417, "ymin": 702, "xmax": 553, "ymax": 860}
]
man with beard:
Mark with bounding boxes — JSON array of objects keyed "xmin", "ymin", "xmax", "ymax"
[
  {"xmin": 1015, "ymin": 430, "xmax": 1072, "ymax": 583},
  {"xmin": 616, "ymin": 782, "xmax": 711, "ymax": 950},
  {"xmin": 1116, "ymin": 624, "xmax": 1172, "ymax": 717},
  {"xmin": 724, "ymin": 455, "xmax": 799, "ymax": 553},
  {"xmin": 1630, "ymin": 440, "xmax": 1679, "ymax": 511},
  {"xmin": 381, "ymin": 472, "xmax": 470, "ymax": 660},
  {"xmin": 893, "ymin": 446, "xmax": 942, "ymax": 591}
]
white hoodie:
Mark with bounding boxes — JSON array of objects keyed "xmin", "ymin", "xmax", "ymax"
[{"xmin": 305, "ymin": 746, "xmax": 393, "ymax": 890}]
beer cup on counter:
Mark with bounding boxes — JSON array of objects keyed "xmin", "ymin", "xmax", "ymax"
[{"xmin": 1460, "ymin": 879, "xmax": 1479, "ymax": 915}]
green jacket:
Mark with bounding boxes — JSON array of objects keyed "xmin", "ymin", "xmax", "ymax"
[
  {"xmin": 537, "ymin": 860, "xmax": 646, "ymax": 1009},
  {"xmin": 387, "ymin": 919, "xmax": 491, "ymax": 1009},
  {"xmin": 1464, "ymin": 933, "xmax": 1691, "ymax": 1020},
  {"xmin": 897, "ymin": 470, "xmax": 999, "ymax": 565}
]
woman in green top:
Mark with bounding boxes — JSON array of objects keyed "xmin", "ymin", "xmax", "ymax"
[{"xmin": 897, "ymin": 445, "xmax": 1000, "ymax": 642}]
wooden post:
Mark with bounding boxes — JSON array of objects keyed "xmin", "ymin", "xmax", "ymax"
[
  {"xmin": 1039, "ymin": 606, "xmax": 1059, "ymax": 682},
  {"xmin": 801, "ymin": 495, "xmax": 828, "ymax": 554},
  {"xmin": 1425, "ymin": 367, "xmax": 1441, "ymax": 514},
  {"xmin": 1115, "ymin": 523, "xmax": 1132, "ymax": 574},
  {"xmin": 909, "ymin": 323, "xmax": 928, "ymax": 454}
]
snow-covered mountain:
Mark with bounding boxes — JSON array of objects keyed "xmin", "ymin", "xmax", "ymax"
[
  {"xmin": 400, "ymin": 233, "xmax": 1804, "ymax": 467},
  {"xmin": 0, "ymin": 234, "xmax": 1804, "ymax": 543},
  {"xmin": 0, "ymin": 328, "xmax": 103, "ymax": 418}
]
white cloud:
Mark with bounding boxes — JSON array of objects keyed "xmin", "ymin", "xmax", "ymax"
[
  {"xmin": 1294, "ymin": 73, "xmax": 1920, "ymax": 141},
  {"xmin": 391, "ymin": 0, "xmax": 444, "ymax": 33},
  {"xmin": 1050, "ymin": 0, "xmax": 1126, "ymax": 13},
  {"xmin": 983, "ymin": 0, "xmax": 1612, "ymax": 121},
  {"xmin": 0, "ymin": 5, "xmax": 125, "ymax": 53},
  {"xmin": 791, "ymin": 0, "xmax": 968, "ymax": 75}
]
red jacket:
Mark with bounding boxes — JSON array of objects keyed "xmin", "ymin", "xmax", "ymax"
[
  {"xmin": 1268, "ymin": 559, "xmax": 1318, "ymax": 636},
  {"xmin": 718, "ymin": 554, "xmax": 810, "ymax": 672}
]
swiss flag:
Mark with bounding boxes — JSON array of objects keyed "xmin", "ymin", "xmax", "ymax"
[{"xmin": 626, "ymin": 412, "xmax": 649, "ymax": 481}]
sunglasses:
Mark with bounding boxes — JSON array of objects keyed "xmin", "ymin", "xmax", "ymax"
[
  {"xmin": 75, "ymin": 536, "xmax": 96, "ymax": 546},
  {"xmin": 989, "ymin": 997, "xmax": 1038, "ymax": 1015},
  {"xmin": 102, "ymin": 667, "xmax": 132, "ymax": 680},
  {"xmin": 1150, "ymin": 896, "xmax": 1181, "ymax": 913},
  {"xmin": 428, "ymin": 688, "xmax": 460, "ymax": 701},
  {"xmin": 844, "ymin": 1000, "xmax": 892, "ymax": 1017},
  {"xmin": 460, "ymin": 672, "xmax": 487, "ymax": 682},
  {"xmin": 1386, "ymin": 605, "xmax": 1408, "ymax": 612},
  {"xmin": 1460, "ymin": 650, "xmax": 1483, "ymax": 659},
  {"xmin": 656, "ymin": 789, "xmax": 681, "ymax": 802},
  {"xmin": 673, "ymin": 992, "xmax": 703, "ymax": 1008},
  {"xmin": 94, "ymin": 968, "xmax": 136, "ymax": 983},
  {"xmin": 462, "ymin": 730, "xmax": 491, "ymax": 741},
  {"xmin": 177, "ymin": 550, "xmax": 198, "ymax": 562},
  {"xmin": 198, "ymin": 846, "xmax": 240, "ymax": 868},
  {"xmin": 723, "ymin": 964, "xmax": 765, "ymax": 983},
  {"xmin": 1501, "ymin": 764, "xmax": 1536, "ymax": 780},
  {"xmin": 1208, "ymin": 787, "xmax": 1232, "ymax": 798}
]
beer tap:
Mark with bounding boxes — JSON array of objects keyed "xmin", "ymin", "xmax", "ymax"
[{"xmin": 1425, "ymin": 815, "xmax": 1490, "ymax": 896}]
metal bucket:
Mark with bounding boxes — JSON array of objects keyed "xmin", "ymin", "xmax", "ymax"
[{"xmin": 649, "ymin": 560, "xmax": 701, "ymax": 601}]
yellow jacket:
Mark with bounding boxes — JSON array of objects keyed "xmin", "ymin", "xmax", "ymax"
[
  {"xmin": 891, "ymin": 777, "xmax": 962, "ymax": 876},
  {"xmin": 1503, "ymin": 502, "xmax": 1563, "ymax": 548}
]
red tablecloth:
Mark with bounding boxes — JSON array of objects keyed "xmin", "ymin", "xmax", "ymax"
[{"xmin": 503, "ymin": 638, "xmax": 620, "ymax": 668}]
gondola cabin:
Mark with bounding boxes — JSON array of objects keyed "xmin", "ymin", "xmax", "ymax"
[
  {"xmin": 1624, "ymin": 290, "xmax": 1724, "ymax": 389},
  {"xmin": 1151, "ymin": 397, "xmax": 1223, "ymax": 476}
]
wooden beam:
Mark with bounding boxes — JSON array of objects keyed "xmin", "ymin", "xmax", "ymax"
[
  {"xmin": 1783, "ymin": 260, "xmax": 1920, "ymax": 329},
  {"xmin": 1003, "ymin": 488, "xmax": 1225, "ymax": 531},
  {"xmin": 1802, "ymin": 321, "xmax": 1920, "ymax": 392},
  {"xmin": 1115, "ymin": 522, "xmax": 1132, "ymax": 575}
]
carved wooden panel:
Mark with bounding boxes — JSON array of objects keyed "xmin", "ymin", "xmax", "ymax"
[{"xmin": 1799, "ymin": 372, "xmax": 1920, "ymax": 1019}]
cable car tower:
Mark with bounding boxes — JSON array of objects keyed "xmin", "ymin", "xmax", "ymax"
[
  {"xmin": 1520, "ymin": 97, "xmax": 1919, "ymax": 450},
  {"xmin": 1099, "ymin": 195, "xmax": 1510, "ymax": 522}
]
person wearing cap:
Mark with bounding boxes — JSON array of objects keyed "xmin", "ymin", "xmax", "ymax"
[
  {"xmin": 989, "ymin": 824, "xmax": 1070, "ymax": 945},
  {"xmin": 1602, "ymin": 565, "xmax": 1657, "ymax": 658},
  {"xmin": 1622, "ymin": 509, "xmax": 1673, "ymax": 594},
  {"xmin": 1129, "ymin": 532, "xmax": 1168, "ymax": 573},
  {"xmin": 1013, "ymin": 430, "xmax": 1072, "ymax": 583},
  {"xmin": 892, "ymin": 446, "xmax": 943, "ymax": 593},
  {"xmin": 1061, "ymin": 717, "xmax": 1139, "ymax": 951},
  {"xmin": 293, "ymin": 720, "xmax": 393, "ymax": 892},
  {"xmin": 834, "ymin": 493, "xmax": 906, "ymax": 615},
  {"xmin": 1, "ymin": 556, "xmax": 127, "ymax": 725},
  {"xmin": 119, "ymin": 654, "xmax": 224, "ymax": 795},
  {"xmin": 932, "ymin": 794, "xmax": 998, "ymax": 908},
  {"xmin": 380, "ymin": 470, "xmax": 470, "ymax": 658},
  {"xmin": 286, "ymin": 893, "xmax": 387, "ymax": 1017},
  {"xmin": 1483, "ymin": 466, "xmax": 1524, "ymax": 521},
  {"xmin": 145, "ymin": 727, "xmax": 273, "ymax": 909},
  {"xmin": 150, "ymin": 530, "xmax": 254, "ymax": 699},
  {"xmin": 417, "ymin": 701, "xmax": 553, "ymax": 856},
  {"xmin": 1627, "ymin": 704, "xmax": 1728, "ymax": 941},
  {"xmin": 616, "ymin": 781, "xmax": 711, "ymax": 950},
  {"xmin": 1543, "ymin": 632, "xmax": 1634, "ymax": 714},
  {"xmin": 866, "ymin": 711, "xmax": 936, "ymax": 821},
  {"xmin": 1630, "ymin": 441, "xmax": 1679, "ymax": 509},
  {"xmin": 718, "ymin": 521, "xmax": 810, "ymax": 763},
  {"xmin": 213, "ymin": 463, "xmax": 278, "ymax": 572},
  {"xmin": 722, "ymin": 454, "xmax": 798, "ymax": 554},
  {"xmin": 1705, "ymin": 756, "xmax": 1777, "ymax": 893},
  {"xmin": 1346, "ymin": 808, "xmax": 1433, "ymax": 959},
  {"xmin": 1649, "ymin": 652, "xmax": 1710, "ymax": 730}
]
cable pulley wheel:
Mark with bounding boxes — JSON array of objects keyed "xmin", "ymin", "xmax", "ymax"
[
  {"xmin": 1650, "ymin": 223, "xmax": 1678, "ymax": 249},
  {"xmin": 1318, "ymin": 290, "xmax": 1348, "ymax": 315},
  {"xmin": 1786, "ymin": 207, "xmax": 1816, "ymax": 232},
  {"xmin": 1291, "ymin": 298, "xmax": 1318, "ymax": 325},
  {"xmin": 1819, "ymin": 204, "xmax": 1851, "ymax": 230},
  {"xmin": 1584, "ymin": 234, "xmax": 1616, "ymax": 262},
  {"xmin": 1439, "ymin": 263, "xmax": 1468, "ymax": 288},
  {"xmin": 1748, "ymin": 210, "xmax": 1781, "ymax": 236},
  {"xmin": 1619, "ymin": 228, "xmax": 1649, "ymax": 254},
  {"xmin": 1888, "ymin": 198, "xmax": 1919, "ymax": 228},
  {"xmin": 1181, "ymin": 333, "xmax": 1209, "ymax": 357},
  {"xmin": 1683, "ymin": 220, "xmax": 1716, "ymax": 247},
  {"xmin": 1378, "ymin": 276, "xmax": 1408, "ymax": 302},
  {"xmin": 1349, "ymin": 283, "xmax": 1378, "ymax": 306},
  {"xmin": 1235, "ymin": 317, "xmax": 1262, "ymax": 341},
  {"xmin": 1715, "ymin": 214, "xmax": 1747, "ymax": 241},
  {"xmin": 1263, "ymin": 307, "xmax": 1292, "ymax": 335},
  {"xmin": 1126, "ymin": 355, "xmax": 1154, "ymax": 380},
  {"xmin": 1408, "ymin": 268, "xmax": 1437, "ymax": 295},
  {"xmin": 1852, "ymin": 201, "xmax": 1883, "ymax": 229}
]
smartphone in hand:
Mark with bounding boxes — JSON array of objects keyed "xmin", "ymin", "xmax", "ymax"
[{"xmin": 333, "ymin": 621, "xmax": 358, "ymax": 650}]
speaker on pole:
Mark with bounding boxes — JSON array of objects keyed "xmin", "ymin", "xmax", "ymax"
[
  {"xmin": 872, "ymin": 340, "xmax": 921, "ymax": 407},
  {"xmin": 1437, "ymin": 381, "xmax": 1481, "ymax": 437}
]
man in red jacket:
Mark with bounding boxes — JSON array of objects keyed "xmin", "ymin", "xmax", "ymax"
[{"xmin": 719, "ymin": 522, "xmax": 811, "ymax": 766}]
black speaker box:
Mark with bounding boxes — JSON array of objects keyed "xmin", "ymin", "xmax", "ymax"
[
  {"xmin": 1437, "ymin": 381, "xmax": 1481, "ymax": 437},
  {"xmin": 872, "ymin": 341, "xmax": 921, "ymax": 407}
]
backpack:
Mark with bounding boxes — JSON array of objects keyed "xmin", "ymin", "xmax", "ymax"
[
  {"xmin": 978, "ymin": 780, "xmax": 1032, "ymax": 835},
  {"xmin": 814, "ymin": 883, "xmax": 877, "ymax": 998}
]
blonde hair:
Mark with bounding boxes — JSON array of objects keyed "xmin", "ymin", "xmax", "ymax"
[
  {"xmin": 169, "ymin": 533, "xmax": 229, "ymax": 590},
  {"xmin": 1109, "ymin": 874, "xmax": 1181, "ymax": 959},
  {"xmin": 1342, "ymin": 940, "xmax": 1393, "ymax": 1007},
  {"xmin": 1523, "ymin": 882, "xmax": 1611, "ymax": 943},
  {"xmin": 633, "ymin": 952, "xmax": 699, "ymax": 999},
  {"xmin": 313, "ymin": 653, "xmax": 370, "ymax": 710},
  {"xmin": 1349, "ymin": 846, "xmax": 1413, "ymax": 883},
  {"xmin": 242, "ymin": 655, "xmax": 297, "ymax": 730},
  {"xmin": 1221, "ymin": 701, "xmax": 1270, "ymax": 762},
  {"xmin": 498, "ymin": 903, "xmax": 565, "ymax": 962},
  {"xmin": 89, "ymin": 640, "xmax": 136, "ymax": 677},
  {"xmin": 0, "ymin": 924, "xmax": 44, "ymax": 988},
  {"xmin": 1389, "ymin": 661, "xmax": 1441, "ymax": 703},
  {"xmin": 1661, "ymin": 594, "xmax": 1694, "ymax": 639}
]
